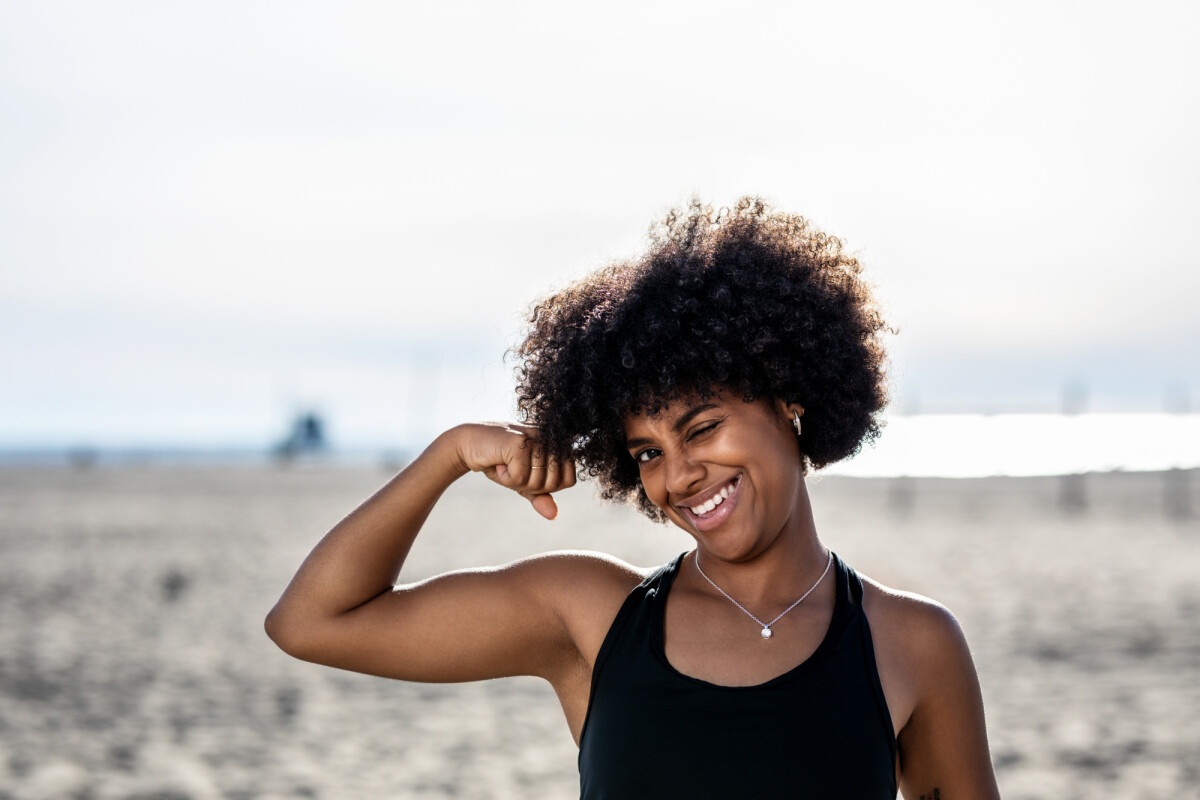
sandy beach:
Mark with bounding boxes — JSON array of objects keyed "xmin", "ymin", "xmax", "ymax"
[{"xmin": 0, "ymin": 463, "xmax": 1196, "ymax": 799}]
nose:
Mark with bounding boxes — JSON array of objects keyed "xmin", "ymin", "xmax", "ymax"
[{"xmin": 664, "ymin": 449, "xmax": 706, "ymax": 499}]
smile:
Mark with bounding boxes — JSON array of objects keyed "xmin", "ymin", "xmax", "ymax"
[{"xmin": 677, "ymin": 474, "xmax": 742, "ymax": 530}]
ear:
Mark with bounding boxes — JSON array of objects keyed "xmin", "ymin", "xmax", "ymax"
[
  {"xmin": 770, "ymin": 398, "xmax": 804, "ymax": 434},
  {"xmin": 772, "ymin": 397, "xmax": 804, "ymax": 420}
]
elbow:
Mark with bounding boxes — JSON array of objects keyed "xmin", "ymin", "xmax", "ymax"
[
  {"xmin": 266, "ymin": 595, "xmax": 359, "ymax": 664},
  {"xmin": 264, "ymin": 604, "xmax": 310, "ymax": 658}
]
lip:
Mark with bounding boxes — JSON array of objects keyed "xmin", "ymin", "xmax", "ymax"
[{"xmin": 676, "ymin": 474, "xmax": 742, "ymax": 533}]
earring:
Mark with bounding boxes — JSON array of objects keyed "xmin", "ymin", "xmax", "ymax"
[{"xmin": 791, "ymin": 410, "xmax": 802, "ymax": 436}]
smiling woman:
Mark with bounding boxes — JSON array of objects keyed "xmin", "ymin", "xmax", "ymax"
[
  {"xmin": 266, "ymin": 198, "xmax": 1000, "ymax": 799},
  {"xmin": 513, "ymin": 197, "xmax": 890, "ymax": 520}
]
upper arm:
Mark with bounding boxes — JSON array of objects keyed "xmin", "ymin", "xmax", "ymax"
[
  {"xmin": 267, "ymin": 551, "xmax": 638, "ymax": 684},
  {"xmin": 893, "ymin": 600, "xmax": 1000, "ymax": 800}
]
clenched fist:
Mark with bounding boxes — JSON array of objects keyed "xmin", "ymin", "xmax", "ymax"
[{"xmin": 450, "ymin": 422, "xmax": 577, "ymax": 520}]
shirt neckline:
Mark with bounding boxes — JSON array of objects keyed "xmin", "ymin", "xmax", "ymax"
[{"xmin": 649, "ymin": 550, "xmax": 849, "ymax": 690}]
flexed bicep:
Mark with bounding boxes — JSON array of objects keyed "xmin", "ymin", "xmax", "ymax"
[
  {"xmin": 266, "ymin": 422, "xmax": 591, "ymax": 687},
  {"xmin": 290, "ymin": 557, "xmax": 572, "ymax": 682}
]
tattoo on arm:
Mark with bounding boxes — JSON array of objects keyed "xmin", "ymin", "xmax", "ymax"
[{"xmin": 919, "ymin": 790, "xmax": 941, "ymax": 800}]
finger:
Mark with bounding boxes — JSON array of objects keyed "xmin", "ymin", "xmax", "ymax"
[
  {"xmin": 561, "ymin": 458, "xmax": 577, "ymax": 490},
  {"xmin": 531, "ymin": 454, "xmax": 570, "ymax": 495},
  {"xmin": 481, "ymin": 465, "xmax": 503, "ymax": 487},
  {"xmin": 527, "ymin": 441, "xmax": 546, "ymax": 471},
  {"xmin": 530, "ymin": 451, "xmax": 565, "ymax": 494},
  {"xmin": 539, "ymin": 455, "xmax": 563, "ymax": 493},
  {"xmin": 522, "ymin": 442, "xmax": 549, "ymax": 490},
  {"xmin": 503, "ymin": 439, "xmax": 535, "ymax": 486},
  {"xmin": 529, "ymin": 493, "xmax": 559, "ymax": 520}
]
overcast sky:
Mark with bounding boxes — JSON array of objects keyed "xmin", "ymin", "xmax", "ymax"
[{"xmin": 3, "ymin": 1, "xmax": 1198, "ymax": 448}]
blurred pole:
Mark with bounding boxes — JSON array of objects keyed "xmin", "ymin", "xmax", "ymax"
[
  {"xmin": 1163, "ymin": 383, "xmax": 1193, "ymax": 520},
  {"xmin": 1164, "ymin": 468, "xmax": 1193, "ymax": 520},
  {"xmin": 888, "ymin": 395, "xmax": 919, "ymax": 517},
  {"xmin": 1058, "ymin": 380, "xmax": 1087, "ymax": 513},
  {"xmin": 887, "ymin": 475, "xmax": 916, "ymax": 518}
]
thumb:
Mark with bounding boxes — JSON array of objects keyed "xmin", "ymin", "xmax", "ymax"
[
  {"xmin": 484, "ymin": 463, "xmax": 512, "ymax": 486},
  {"xmin": 529, "ymin": 493, "xmax": 559, "ymax": 520}
]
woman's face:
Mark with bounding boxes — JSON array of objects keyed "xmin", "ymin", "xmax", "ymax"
[{"xmin": 623, "ymin": 392, "xmax": 805, "ymax": 562}]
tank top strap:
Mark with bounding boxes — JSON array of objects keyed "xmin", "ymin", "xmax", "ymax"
[
  {"xmin": 583, "ymin": 553, "xmax": 685, "ymax": 713},
  {"xmin": 840, "ymin": 550, "xmax": 866, "ymax": 605},
  {"xmin": 840, "ymin": 555, "xmax": 900, "ymax": 780}
]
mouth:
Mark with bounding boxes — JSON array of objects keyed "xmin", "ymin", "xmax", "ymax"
[{"xmin": 676, "ymin": 474, "xmax": 742, "ymax": 531}]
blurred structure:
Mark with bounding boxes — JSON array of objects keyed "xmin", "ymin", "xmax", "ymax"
[
  {"xmin": 1163, "ymin": 383, "xmax": 1193, "ymax": 519},
  {"xmin": 1163, "ymin": 468, "xmax": 1193, "ymax": 520},
  {"xmin": 273, "ymin": 412, "xmax": 328, "ymax": 463},
  {"xmin": 1058, "ymin": 381, "xmax": 1088, "ymax": 513},
  {"xmin": 887, "ymin": 394, "xmax": 920, "ymax": 517},
  {"xmin": 887, "ymin": 475, "xmax": 916, "ymax": 518},
  {"xmin": 67, "ymin": 446, "xmax": 98, "ymax": 470}
]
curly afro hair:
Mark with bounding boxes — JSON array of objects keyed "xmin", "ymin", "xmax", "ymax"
[{"xmin": 512, "ymin": 197, "xmax": 890, "ymax": 521}]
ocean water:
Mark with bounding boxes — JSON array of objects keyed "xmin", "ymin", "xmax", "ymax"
[
  {"xmin": 827, "ymin": 413, "xmax": 1200, "ymax": 478},
  {"xmin": 3, "ymin": 413, "xmax": 1197, "ymax": 479}
]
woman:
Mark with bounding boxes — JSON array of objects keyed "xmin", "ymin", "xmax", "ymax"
[{"xmin": 266, "ymin": 199, "xmax": 1000, "ymax": 798}]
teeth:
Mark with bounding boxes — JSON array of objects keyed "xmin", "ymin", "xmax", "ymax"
[{"xmin": 692, "ymin": 480, "xmax": 735, "ymax": 516}]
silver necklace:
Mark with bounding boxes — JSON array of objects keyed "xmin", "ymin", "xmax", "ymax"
[{"xmin": 694, "ymin": 551, "xmax": 833, "ymax": 640}]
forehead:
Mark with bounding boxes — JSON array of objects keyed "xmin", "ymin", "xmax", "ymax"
[
  {"xmin": 622, "ymin": 389, "xmax": 718, "ymax": 423},
  {"xmin": 621, "ymin": 392, "xmax": 765, "ymax": 440}
]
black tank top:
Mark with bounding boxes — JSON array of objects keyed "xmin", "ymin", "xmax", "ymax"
[{"xmin": 578, "ymin": 552, "xmax": 898, "ymax": 799}]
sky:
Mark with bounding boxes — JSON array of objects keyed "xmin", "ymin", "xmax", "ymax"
[{"xmin": 2, "ymin": 1, "xmax": 1198, "ymax": 450}]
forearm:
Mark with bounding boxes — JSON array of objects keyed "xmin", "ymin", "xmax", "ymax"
[{"xmin": 265, "ymin": 428, "xmax": 468, "ymax": 640}]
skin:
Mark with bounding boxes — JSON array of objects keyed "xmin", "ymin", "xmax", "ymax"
[{"xmin": 266, "ymin": 395, "xmax": 1000, "ymax": 799}]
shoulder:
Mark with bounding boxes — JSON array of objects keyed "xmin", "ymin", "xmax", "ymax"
[
  {"xmin": 506, "ymin": 550, "xmax": 660, "ymax": 687},
  {"xmin": 503, "ymin": 549, "xmax": 651, "ymax": 594},
  {"xmin": 859, "ymin": 574, "xmax": 968, "ymax": 654},
  {"xmin": 857, "ymin": 573, "xmax": 1000, "ymax": 797},
  {"xmin": 505, "ymin": 550, "xmax": 652, "ymax": 640},
  {"xmin": 857, "ymin": 573, "xmax": 978, "ymax": 733}
]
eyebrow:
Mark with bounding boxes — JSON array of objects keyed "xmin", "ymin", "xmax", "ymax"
[{"xmin": 624, "ymin": 403, "xmax": 720, "ymax": 451}]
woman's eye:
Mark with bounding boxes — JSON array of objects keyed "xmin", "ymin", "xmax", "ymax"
[
  {"xmin": 634, "ymin": 449, "xmax": 661, "ymax": 464},
  {"xmin": 689, "ymin": 421, "xmax": 720, "ymax": 440}
]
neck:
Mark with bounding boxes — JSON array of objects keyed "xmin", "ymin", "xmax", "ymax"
[{"xmin": 690, "ymin": 478, "xmax": 826, "ymax": 605}]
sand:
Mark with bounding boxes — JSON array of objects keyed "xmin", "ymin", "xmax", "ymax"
[{"xmin": 0, "ymin": 464, "xmax": 1197, "ymax": 799}]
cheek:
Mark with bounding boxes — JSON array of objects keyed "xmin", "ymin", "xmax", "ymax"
[
  {"xmin": 637, "ymin": 468, "xmax": 688, "ymax": 524},
  {"xmin": 636, "ymin": 467, "xmax": 667, "ymax": 505},
  {"xmin": 753, "ymin": 441, "xmax": 804, "ymax": 501}
]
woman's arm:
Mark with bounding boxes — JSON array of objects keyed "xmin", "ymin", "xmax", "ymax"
[
  {"xmin": 264, "ymin": 422, "xmax": 614, "ymax": 684},
  {"xmin": 891, "ymin": 599, "xmax": 1001, "ymax": 800}
]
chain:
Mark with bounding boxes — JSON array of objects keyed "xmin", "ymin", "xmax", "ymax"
[{"xmin": 694, "ymin": 550, "xmax": 833, "ymax": 639}]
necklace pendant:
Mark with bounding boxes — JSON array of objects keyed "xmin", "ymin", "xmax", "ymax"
[{"xmin": 761, "ymin": 627, "xmax": 773, "ymax": 640}]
